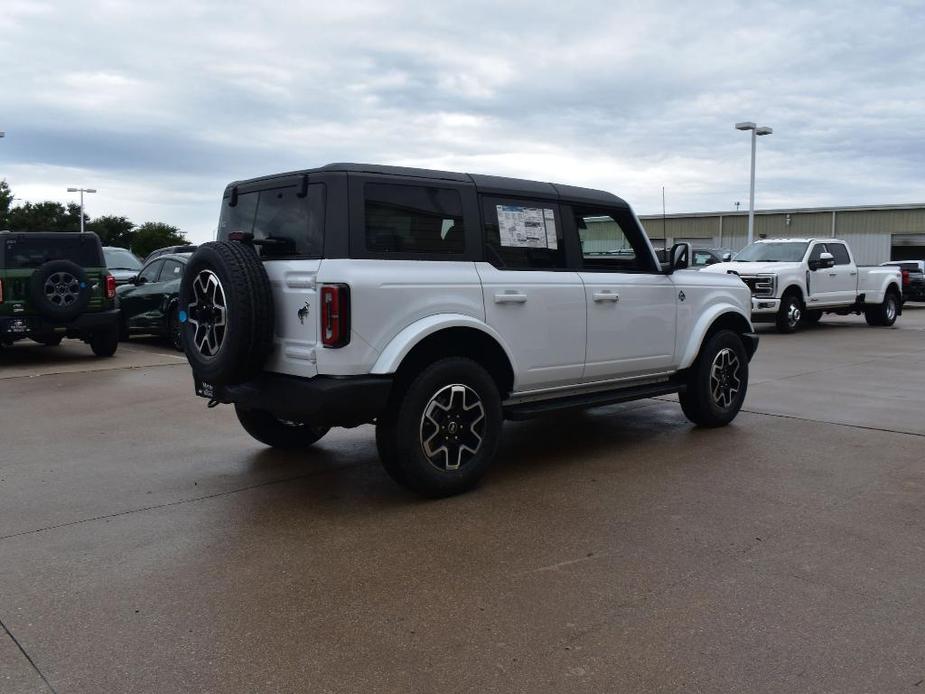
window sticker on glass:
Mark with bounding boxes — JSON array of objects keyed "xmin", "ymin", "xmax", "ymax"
[{"xmin": 496, "ymin": 205, "xmax": 557, "ymax": 249}]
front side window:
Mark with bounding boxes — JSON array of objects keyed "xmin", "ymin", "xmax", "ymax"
[
  {"xmin": 218, "ymin": 183, "xmax": 325, "ymax": 258},
  {"xmin": 808, "ymin": 243, "xmax": 827, "ymax": 262},
  {"xmin": 575, "ymin": 207, "xmax": 653, "ymax": 272},
  {"xmin": 736, "ymin": 241, "xmax": 810, "ymax": 262},
  {"xmin": 159, "ymin": 259, "xmax": 184, "ymax": 281},
  {"xmin": 139, "ymin": 260, "xmax": 163, "ymax": 283},
  {"xmin": 692, "ymin": 250, "xmax": 717, "ymax": 267},
  {"xmin": 482, "ymin": 197, "xmax": 565, "ymax": 269},
  {"xmin": 828, "ymin": 243, "xmax": 851, "ymax": 265},
  {"xmin": 364, "ymin": 183, "xmax": 464, "ymax": 254}
]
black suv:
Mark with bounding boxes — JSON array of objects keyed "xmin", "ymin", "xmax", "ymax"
[{"xmin": 0, "ymin": 231, "xmax": 120, "ymax": 356}]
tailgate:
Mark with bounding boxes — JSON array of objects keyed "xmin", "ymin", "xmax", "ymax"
[{"xmin": 261, "ymin": 259, "xmax": 322, "ymax": 378}]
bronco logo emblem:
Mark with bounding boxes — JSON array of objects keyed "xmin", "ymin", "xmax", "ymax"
[{"xmin": 298, "ymin": 302, "xmax": 310, "ymax": 324}]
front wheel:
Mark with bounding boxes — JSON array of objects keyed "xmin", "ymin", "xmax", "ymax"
[
  {"xmin": 167, "ymin": 306, "xmax": 184, "ymax": 352},
  {"xmin": 865, "ymin": 291, "xmax": 898, "ymax": 327},
  {"xmin": 234, "ymin": 405, "xmax": 329, "ymax": 449},
  {"xmin": 679, "ymin": 330, "xmax": 749, "ymax": 428},
  {"xmin": 775, "ymin": 294, "xmax": 803, "ymax": 333},
  {"xmin": 375, "ymin": 357, "xmax": 503, "ymax": 497}
]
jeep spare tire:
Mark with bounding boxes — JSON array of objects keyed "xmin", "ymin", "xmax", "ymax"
[
  {"xmin": 179, "ymin": 241, "xmax": 275, "ymax": 386},
  {"xmin": 29, "ymin": 259, "xmax": 92, "ymax": 322}
]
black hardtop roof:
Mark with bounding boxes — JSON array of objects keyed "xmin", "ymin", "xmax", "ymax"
[{"xmin": 225, "ymin": 163, "xmax": 629, "ymax": 208}]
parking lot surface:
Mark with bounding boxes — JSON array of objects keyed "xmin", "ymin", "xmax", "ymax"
[{"xmin": 2, "ymin": 311, "xmax": 925, "ymax": 693}]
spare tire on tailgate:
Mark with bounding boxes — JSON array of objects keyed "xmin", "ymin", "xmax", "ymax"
[
  {"xmin": 29, "ymin": 259, "xmax": 92, "ymax": 322},
  {"xmin": 178, "ymin": 241, "xmax": 275, "ymax": 385}
]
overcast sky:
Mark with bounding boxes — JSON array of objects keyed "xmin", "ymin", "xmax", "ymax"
[{"xmin": 3, "ymin": 0, "xmax": 924, "ymax": 243}]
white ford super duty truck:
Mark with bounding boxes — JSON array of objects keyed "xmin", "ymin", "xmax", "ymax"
[
  {"xmin": 177, "ymin": 164, "xmax": 758, "ymax": 497},
  {"xmin": 703, "ymin": 238, "xmax": 903, "ymax": 333}
]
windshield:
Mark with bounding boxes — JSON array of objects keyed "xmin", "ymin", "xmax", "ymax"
[
  {"xmin": 735, "ymin": 241, "xmax": 808, "ymax": 262},
  {"xmin": 104, "ymin": 248, "xmax": 142, "ymax": 270}
]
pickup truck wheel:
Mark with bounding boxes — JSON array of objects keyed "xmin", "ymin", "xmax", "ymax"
[
  {"xmin": 679, "ymin": 330, "xmax": 749, "ymax": 427},
  {"xmin": 377, "ymin": 357, "xmax": 502, "ymax": 497},
  {"xmin": 89, "ymin": 326, "xmax": 119, "ymax": 357},
  {"xmin": 775, "ymin": 294, "xmax": 803, "ymax": 333},
  {"xmin": 865, "ymin": 291, "xmax": 898, "ymax": 327},
  {"xmin": 234, "ymin": 405, "xmax": 329, "ymax": 449}
]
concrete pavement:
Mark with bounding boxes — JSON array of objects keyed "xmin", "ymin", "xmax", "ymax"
[{"xmin": 1, "ymin": 311, "xmax": 924, "ymax": 692}]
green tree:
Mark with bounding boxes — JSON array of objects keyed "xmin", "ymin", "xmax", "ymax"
[
  {"xmin": 0, "ymin": 180, "xmax": 12, "ymax": 230},
  {"xmin": 6, "ymin": 201, "xmax": 75, "ymax": 231},
  {"xmin": 131, "ymin": 222, "xmax": 187, "ymax": 258},
  {"xmin": 88, "ymin": 215, "xmax": 135, "ymax": 247}
]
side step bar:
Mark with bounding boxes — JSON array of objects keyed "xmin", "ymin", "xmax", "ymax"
[{"xmin": 503, "ymin": 381, "xmax": 684, "ymax": 421}]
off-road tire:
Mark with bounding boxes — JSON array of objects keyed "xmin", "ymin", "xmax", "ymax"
[
  {"xmin": 865, "ymin": 290, "xmax": 899, "ymax": 327},
  {"xmin": 29, "ymin": 260, "xmax": 92, "ymax": 322},
  {"xmin": 235, "ymin": 405, "xmax": 329, "ymax": 449},
  {"xmin": 775, "ymin": 292, "xmax": 803, "ymax": 333},
  {"xmin": 89, "ymin": 326, "xmax": 119, "ymax": 357},
  {"xmin": 179, "ymin": 241, "xmax": 274, "ymax": 385},
  {"xmin": 375, "ymin": 357, "xmax": 503, "ymax": 497},
  {"xmin": 679, "ymin": 330, "xmax": 749, "ymax": 427}
]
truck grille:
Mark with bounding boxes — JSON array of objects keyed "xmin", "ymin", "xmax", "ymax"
[{"xmin": 739, "ymin": 275, "xmax": 775, "ymax": 297}]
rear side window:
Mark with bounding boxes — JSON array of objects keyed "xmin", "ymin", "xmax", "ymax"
[
  {"xmin": 482, "ymin": 197, "xmax": 565, "ymax": 269},
  {"xmin": 218, "ymin": 183, "xmax": 325, "ymax": 258},
  {"xmin": 2, "ymin": 235, "xmax": 103, "ymax": 269},
  {"xmin": 364, "ymin": 183, "xmax": 464, "ymax": 254},
  {"xmin": 828, "ymin": 243, "xmax": 851, "ymax": 265}
]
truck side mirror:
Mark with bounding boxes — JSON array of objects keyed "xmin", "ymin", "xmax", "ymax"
[
  {"xmin": 810, "ymin": 252, "xmax": 835, "ymax": 271},
  {"xmin": 666, "ymin": 243, "xmax": 690, "ymax": 274}
]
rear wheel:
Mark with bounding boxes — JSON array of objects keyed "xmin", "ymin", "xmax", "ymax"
[
  {"xmin": 89, "ymin": 326, "xmax": 119, "ymax": 357},
  {"xmin": 235, "ymin": 405, "xmax": 329, "ymax": 449},
  {"xmin": 679, "ymin": 330, "xmax": 749, "ymax": 427},
  {"xmin": 865, "ymin": 291, "xmax": 898, "ymax": 327},
  {"xmin": 775, "ymin": 293, "xmax": 803, "ymax": 333},
  {"xmin": 375, "ymin": 357, "xmax": 502, "ymax": 497}
]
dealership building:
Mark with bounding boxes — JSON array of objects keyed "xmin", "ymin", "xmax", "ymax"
[{"xmin": 637, "ymin": 203, "xmax": 925, "ymax": 264}]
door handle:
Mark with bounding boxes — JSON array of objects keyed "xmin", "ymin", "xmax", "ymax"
[
  {"xmin": 592, "ymin": 291, "xmax": 620, "ymax": 302},
  {"xmin": 828, "ymin": 273, "xmax": 837, "ymax": 277},
  {"xmin": 849, "ymin": 271, "xmax": 857, "ymax": 276},
  {"xmin": 494, "ymin": 292, "xmax": 527, "ymax": 304}
]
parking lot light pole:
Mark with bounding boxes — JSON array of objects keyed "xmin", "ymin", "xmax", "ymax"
[
  {"xmin": 66, "ymin": 187, "xmax": 97, "ymax": 233},
  {"xmin": 735, "ymin": 122, "xmax": 773, "ymax": 245}
]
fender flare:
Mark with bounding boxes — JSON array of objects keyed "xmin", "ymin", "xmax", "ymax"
[
  {"xmin": 370, "ymin": 313, "xmax": 518, "ymax": 376},
  {"xmin": 678, "ymin": 304, "xmax": 753, "ymax": 370}
]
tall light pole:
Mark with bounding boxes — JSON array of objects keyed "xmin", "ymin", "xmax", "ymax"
[
  {"xmin": 66, "ymin": 187, "xmax": 97, "ymax": 233},
  {"xmin": 735, "ymin": 122, "xmax": 773, "ymax": 245}
]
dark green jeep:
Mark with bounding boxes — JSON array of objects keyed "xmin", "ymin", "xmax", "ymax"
[{"xmin": 0, "ymin": 231, "xmax": 120, "ymax": 356}]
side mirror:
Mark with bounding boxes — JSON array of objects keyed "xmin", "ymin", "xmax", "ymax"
[
  {"xmin": 134, "ymin": 275, "xmax": 147, "ymax": 285},
  {"xmin": 722, "ymin": 252, "xmax": 733, "ymax": 262},
  {"xmin": 666, "ymin": 242, "xmax": 690, "ymax": 274},
  {"xmin": 809, "ymin": 252, "xmax": 835, "ymax": 271}
]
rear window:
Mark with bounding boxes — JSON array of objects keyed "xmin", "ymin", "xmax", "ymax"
[
  {"xmin": 218, "ymin": 183, "xmax": 325, "ymax": 258},
  {"xmin": 364, "ymin": 183, "xmax": 464, "ymax": 255},
  {"xmin": 2, "ymin": 235, "xmax": 103, "ymax": 269}
]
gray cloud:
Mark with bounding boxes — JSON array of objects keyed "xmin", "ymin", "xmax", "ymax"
[{"xmin": 2, "ymin": 0, "xmax": 924, "ymax": 242}]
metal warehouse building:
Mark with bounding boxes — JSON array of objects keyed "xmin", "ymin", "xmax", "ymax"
[{"xmin": 635, "ymin": 204, "xmax": 925, "ymax": 265}]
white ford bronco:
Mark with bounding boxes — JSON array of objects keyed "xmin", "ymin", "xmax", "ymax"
[
  {"xmin": 178, "ymin": 164, "xmax": 758, "ymax": 497},
  {"xmin": 703, "ymin": 238, "xmax": 903, "ymax": 333}
]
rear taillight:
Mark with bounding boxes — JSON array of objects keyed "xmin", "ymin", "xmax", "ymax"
[
  {"xmin": 320, "ymin": 284, "xmax": 350, "ymax": 348},
  {"xmin": 105, "ymin": 274, "xmax": 117, "ymax": 299},
  {"xmin": 902, "ymin": 270, "xmax": 910, "ymax": 287}
]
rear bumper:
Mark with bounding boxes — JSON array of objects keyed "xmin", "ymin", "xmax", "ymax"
[
  {"xmin": 195, "ymin": 372, "xmax": 394, "ymax": 428},
  {"xmin": 0, "ymin": 309, "xmax": 119, "ymax": 337}
]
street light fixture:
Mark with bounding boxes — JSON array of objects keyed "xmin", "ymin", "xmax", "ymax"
[
  {"xmin": 66, "ymin": 187, "xmax": 97, "ymax": 233},
  {"xmin": 735, "ymin": 121, "xmax": 773, "ymax": 245}
]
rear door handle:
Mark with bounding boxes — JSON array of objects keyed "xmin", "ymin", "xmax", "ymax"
[
  {"xmin": 849, "ymin": 271, "xmax": 857, "ymax": 276},
  {"xmin": 494, "ymin": 292, "xmax": 527, "ymax": 304},
  {"xmin": 829, "ymin": 273, "xmax": 837, "ymax": 277},
  {"xmin": 592, "ymin": 291, "xmax": 620, "ymax": 302}
]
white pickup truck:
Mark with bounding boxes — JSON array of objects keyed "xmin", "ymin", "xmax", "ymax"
[{"xmin": 703, "ymin": 238, "xmax": 903, "ymax": 333}]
